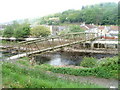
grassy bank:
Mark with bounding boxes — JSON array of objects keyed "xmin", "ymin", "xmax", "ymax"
[
  {"xmin": 2, "ymin": 55, "xmax": 118, "ymax": 88},
  {"xmin": 36, "ymin": 56, "xmax": 118, "ymax": 79},
  {"xmin": 2, "ymin": 59, "xmax": 103, "ymax": 88}
]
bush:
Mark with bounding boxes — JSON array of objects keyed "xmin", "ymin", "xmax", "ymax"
[
  {"xmin": 42, "ymin": 56, "xmax": 118, "ymax": 79},
  {"xmin": 69, "ymin": 25, "xmax": 84, "ymax": 33},
  {"xmin": 14, "ymin": 24, "xmax": 30, "ymax": 38},
  {"xmin": 3, "ymin": 21, "xmax": 30, "ymax": 38},
  {"xmin": 30, "ymin": 25, "xmax": 50, "ymax": 37},
  {"xmin": 3, "ymin": 25, "xmax": 14, "ymax": 38},
  {"xmin": 97, "ymin": 56, "xmax": 118, "ymax": 67},
  {"xmin": 80, "ymin": 57, "xmax": 97, "ymax": 68}
]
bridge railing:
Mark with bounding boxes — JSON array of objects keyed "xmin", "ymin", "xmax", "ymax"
[{"xmin": 18, "ymin": 32, "xmax": 97, "ymax": 55}]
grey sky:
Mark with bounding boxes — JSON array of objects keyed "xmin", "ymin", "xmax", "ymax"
[{"xmin": 0, "ymin": 0, "xmax": 119, "ymax": 23}]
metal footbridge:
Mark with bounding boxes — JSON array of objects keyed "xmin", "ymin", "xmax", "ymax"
[{"xmin": 5, "ymin": 32, "xmax": 97, "ymax": 60}]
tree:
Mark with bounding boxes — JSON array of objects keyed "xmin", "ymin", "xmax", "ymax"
[
  {"xmin": 30, "ymin": 26, "xmax": 50, "ymax": 37},
  {"xmin": 36, "ymin": 2, "xmax": 118, "ymax": 25},
  {"xmin": 14, "ymin": 26, "xmax": 24, "ymax": 38},
  {"xmin": 3, "ymin": 25, "xmax": 14, "ymax": 38},
  {"xmin": 60, "ymin": 15, "xmax": 67, "ymax": 23},
  {"xmin": 13, "ymin": 23, "xmax": 30, "ymax": 38},
  {"xmin": 21, "ymin": 23, "xmax": 30, "ymax": 37},
  {"xmin": 69, "ymin": 25, "xmax": 84, "ymax": 33}
]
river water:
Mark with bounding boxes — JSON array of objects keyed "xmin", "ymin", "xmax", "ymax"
[
  {"xmin": 1, "ymin": 50, "xmax": 117, "ymax": 66},
  {"xmin": 34, "ymin": 51, "xmax": 116, "ymax": 66}
]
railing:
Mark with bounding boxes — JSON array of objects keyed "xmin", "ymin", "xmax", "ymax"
[
  {"xmin": 2, "ymin": 32, "xmax": 118, "ymax": 60},
  {"xmin": 18, "ymin": 32, "xmax": 96, "ymax": 56}
]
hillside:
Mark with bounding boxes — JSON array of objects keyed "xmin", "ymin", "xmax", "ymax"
[{"xmin": 34, "ymin": 2, "xmax": 118, "ymax": 25}]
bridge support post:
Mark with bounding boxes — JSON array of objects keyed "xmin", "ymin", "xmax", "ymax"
[
  {"xmin": 83, "ymin": 42, "xmax": 86, "ymax": 48},
  {"xmin": 28, "ymin": 55, "xmax": 36, "ymax": 66},
  {"xmin": 91, "ymin": 42, "xmax": 94, "ymax": 50}
]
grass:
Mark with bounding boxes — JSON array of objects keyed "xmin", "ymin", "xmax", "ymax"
[
  {"xmin": 16, "ymin": 57, "xmax": 30, "ymax": 66},
  {"xmin": 2, "ymin": 58, "xmax": 104, "ymax": 88},
  {"xmin": 1, "ymin": 40, "xmax": 19, "ymax": 46},
  {"xmin": 3, "ymin": 56, "xmax": 118, "ymax": 88},
  {"xmin": 34, "ymin": 56, "xmax": 118, "ymax": 79}
]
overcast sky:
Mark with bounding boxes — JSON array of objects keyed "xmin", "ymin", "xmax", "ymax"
[{"xmin": 0, "ymin": 0, "xmax": 119, "ymax": 23}]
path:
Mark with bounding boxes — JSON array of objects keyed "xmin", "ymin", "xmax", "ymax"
[{"xmin": 46, "ymin": 71, "xmax": 118, "ymax": 88}]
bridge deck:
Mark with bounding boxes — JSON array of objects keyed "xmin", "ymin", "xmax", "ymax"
[
  {"xmin": 4, "ymin": 32, "xmax": 118, "ymax": 60},
  {"xmin": 6, "ymin": 37, "xmax": 96, "ymax": 60},
  {"xmin": 64, "ymin": 48, "xmax": 118, "ymax": 54}
]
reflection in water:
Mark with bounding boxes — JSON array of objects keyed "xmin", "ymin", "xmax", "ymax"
[
  {"xmin": 48, "ymin": 58, "xmax": 62, "ymax": 65},
  {"xmin": 47, "ymin": 54, "xmax": 75, "ymax": 65},
  {"xmin": 34, "ymin": 52, "xmax": 116, "ymax": 66}
]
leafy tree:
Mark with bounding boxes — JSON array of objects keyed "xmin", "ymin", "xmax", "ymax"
[
  {"xmin": 37, "ymin": 2, "xmax": 118, "ymax": 25},
  {"xmin": 39, "ymin": 17, "xmax": 47, "ymax": 24},
  {"xmin": 3, "ymin": 25, "xmax": 14, "ymax": 38},
  {"xmin": 30, "ymin": 26, "xmax": 50, "ymax": 37},
  {"xmin": 69, "ymin": 25, "xmax": 84, "ymax": 33},
  {"xmin": 58, "ymin": 25, "xmax": 84, "ymax": 35},
  {"xmin": 14, "ymin": 26, "xmax": 24, "ymax": 38},
  {"xmin": 13, "ymin": 23, "xmax": 30, "ymax": 38},
  {"xmin": 21, "ymin": 23, "xmax": 30, "ymax": 37},
  {"xmin": 59, "ymin": 15, "xmax": 67, "ymax": 23},
  {"xmin": 0, "ymin": 30, "xmax": 3, "ymax": 36}
]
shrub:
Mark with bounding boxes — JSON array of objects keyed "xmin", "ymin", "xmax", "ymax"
[
  {"xmin": 3, "ymin": 25, "xmax": 14, "ymax": 38},
  {"xmin": 80, "ymin": 57, "xmax": 97, "ymax": 68},
  {"xmin": 30, "ymin": 26, "xmax": 50, "ymax": 37},
  {"xmin": 14, "ymin": 24, "xmax": 30, "ymax": 38},
  {"xmin": 42, "ymin": 56, "xmax": 118, "ymax": 79},
  {"xmin": 97, "ymin": 56, "xmax": 118, "ymax": 67}
]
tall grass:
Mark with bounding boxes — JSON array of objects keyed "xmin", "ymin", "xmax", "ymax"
[{"xmin": 2, "ymin": 62, "xmax": 103, "ymax": 88}]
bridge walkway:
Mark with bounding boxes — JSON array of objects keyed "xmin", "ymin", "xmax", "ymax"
[{"xmin": 6, "ymin": 32, "xmax": 97, "ymax": 60}]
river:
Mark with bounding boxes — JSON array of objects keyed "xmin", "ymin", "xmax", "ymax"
[
  {"xmin": 34, "ymin": 51, "xmax": 116, "ymax": 66},
  {"xmin": 1, "ymin": 50, "xmax": 117, "ymax": 66}
]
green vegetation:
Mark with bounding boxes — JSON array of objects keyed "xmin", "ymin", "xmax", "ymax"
[
  {"xmin": 2, "ymin": 59, "xmax": 103, "ymax": 88},
  {"xmin": 3, "ymin": 21, "xmax": 30, "ymax": 38},
  {"xmin": 1, "ymin": 40, "xmax": 19, "ymax": 46},
  {"xmin": 3, "ymin": 25, "xmax": 14, "ymax": 38},
  {"xmin": 58, "ymin": 25, "xmax": 84, "ymax": 35},
  {"xmin": 2, "ymin": 55, "xmax": 118, "ymax": 88},
  {"xmin": 38, "ymin": 2, "xmax": 118, "ymax": 25},
  {"xmin": 30, "ymin": 25, "xmax": 50, "ymax": 37},
  {"xmin": 0, "ymin": 30, "xmax": 3, "ymax": 36},
  {"xmin": 80, "ymin": 57, "xmax": 97, "ymax": 68},
  {"xmin": 14, "ymin": 23, "xmax": 30, "ymax": 38},
  {"xmin": 69, "ymin": 25, "xmax": 84, "ymax": 33},
  {"xmin": 38, "ymin": 56, "xmax": 118, "ymax": 79}
]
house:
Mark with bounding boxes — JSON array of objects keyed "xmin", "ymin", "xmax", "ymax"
[
  {"xmin": 98, "ymin": 26, "xmax": 110, "ymax": 36},
  {"xmin": 49, "ymin": 25, "xmax": 68, "ymax": 35},
  {"xmin": 107, "ymin": 26, "xmax": 118, "ymax": 39},
  {"xmin": 108, "ymin": 26, "xmax": 118, "ymax": 35},
  {"xmin": 98, "ymin": 26, "xmax": 118, "ymax": 40},
  {"xmin": 80, "ymin": 23, "xmax": 97, "ymax": 30},
  {"xmin": 85, "ymin": 25, "xmax": 112, "ymax": 38}
]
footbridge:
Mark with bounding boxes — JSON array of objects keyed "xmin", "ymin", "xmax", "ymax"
[{"xmin": 4, "ymin": 32, "xmax": 98, "ymax": 60}]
